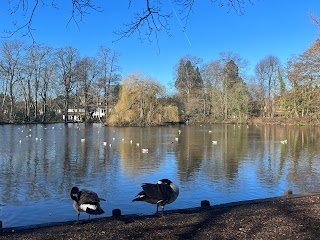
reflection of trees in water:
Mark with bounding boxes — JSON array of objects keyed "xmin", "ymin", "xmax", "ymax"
[
  {"xmin": 176, "ymin": 124, "xmax": 250, "ymax": 184},
  {"xmin": 221, "ymin": 125, "xmax": 249, "ymax": 179},
  {"xmin": 254, "ymin": 125, "xmax": 283, "ymax": 188},
  {"xmin": 253, "ymin": 125, "xmax": 320, "ymax": 193},
  {"xmin": 175, "ymin": 126, "xmax": 205, "ymax": 182},
  {"xmin": 201, "ymin": 125, "xmax": 250, "ymax": 186},
  {"xmin": 0, "ymin": 124, "xmax": 116, "ymax": 204},
  {"xmin": 286, "ymin": 126, "xmax": 320, "ymax": 192},
  {"xmin": 117, "ymin": 127, "xmax": 168, "ymax": 177},
  {"xmin": 1, "ymin": 124, "xmax": 320, "ymax": 205}
]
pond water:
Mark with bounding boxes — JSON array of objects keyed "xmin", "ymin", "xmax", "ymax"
[{"xmin": 0, "ymin": 123, "xmax": 320, "ymax": 228}]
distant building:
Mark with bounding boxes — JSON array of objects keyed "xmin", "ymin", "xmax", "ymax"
[
  {"xmin": 62, "ymin": 108, "xmax": 85, "ymax": 122},
  {"xmin": 92, "ymin": 107, "xmax": 105, "ymax": 119}
]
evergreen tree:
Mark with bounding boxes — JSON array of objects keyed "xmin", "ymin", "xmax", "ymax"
[{"xmin": 223, "ymin": 60, "xmax": 243, "ymax": 88}]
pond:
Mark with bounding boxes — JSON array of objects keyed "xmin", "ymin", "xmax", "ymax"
[{"xmin": 0, "ymin": 123, "xmax": 320, "ymax": 228}]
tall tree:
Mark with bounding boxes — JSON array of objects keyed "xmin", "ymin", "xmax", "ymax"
[
  {"xmin": 175, "ymin": 55, "xmax": 203, "ymax": 121},
  {"xmin": 24, "ymin": 44, "xmax": 52, "ymax": 122},
  {"xmin": 55, "ymin": 46, "xmax": 80, "ymax": 123},
  {"xmin": 201, "ymin": 60, "xmax": 224, "ymax": 120},
  {"xmin": 223, "ymin": 60, "xmax": 247, "ymax": 121},
  {"xmin": 40, "ymin": 54, "xmax": 56, "ymax": 122},
  {"xmin": 0, "ymin": 40, "xmax": 25, "ymax": 122},
  {"xmin": 255, "ymin": 55, "xmax": 280, "ymax": 118},
  {"xmin": 74, "ymin": 57, "xmax": 99, "ymax": 122},
  {"xmin": 287, "ymin": 39, "xmax": 320, "ymax": 118},
  {"xmin": 96, "ymin": 46, "xmax": 121, "ymax": 125},
  {"xmin": 278, "ymin": 66, "xmax": 287, "ymax": 115}
]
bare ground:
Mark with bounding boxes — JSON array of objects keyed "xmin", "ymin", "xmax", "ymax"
[{"xmin": 1, "ymin": 193, "xmax": 320, "ymax": 240}]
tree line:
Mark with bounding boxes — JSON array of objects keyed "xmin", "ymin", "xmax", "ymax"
[
  {"xmin": 0, "ymin": 38, "xmax": 320, "ymax": 126},
  {"xmin": 0, "ymin": 40, "xmax": 121, "ymax": 124}
]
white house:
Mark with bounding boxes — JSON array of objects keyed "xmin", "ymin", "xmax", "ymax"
[
  {"xmin": 92, "ymin": 107, "xmax": 105, "ymax": 119},
  {"xmin": 62, "ymin": 108, "xmax": 85, "ymax": 122}
]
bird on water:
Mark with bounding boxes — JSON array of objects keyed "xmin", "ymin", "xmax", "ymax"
[
  {"xmin": 70, "ymin": 186, "xmax": 106, "ymax": 221},
  {"xmin": 132, "ymin": 179, "xmax": 179, "ymax": 216}
]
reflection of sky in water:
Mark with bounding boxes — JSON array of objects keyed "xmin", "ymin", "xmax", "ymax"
[{"xmin": 0, "ymin": 123, "xmax": 320, "ymax": 228}]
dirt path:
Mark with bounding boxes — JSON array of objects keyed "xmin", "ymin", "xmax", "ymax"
[{"xmin": 1, "ymin": 193, "xmax": 320, "ymax": 239}]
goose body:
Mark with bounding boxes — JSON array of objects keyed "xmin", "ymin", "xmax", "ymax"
[
  {"xmin": 70, "ymin": 186, "xmax": 105, "ymax": 221},
  {"xmin": 133, "ymin": 179, "xmax": 179, "ymax": 216}
]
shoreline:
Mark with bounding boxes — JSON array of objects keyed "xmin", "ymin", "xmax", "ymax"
[{"xmin": 1, "ymin": 192, "xmax": 320, "ymax": 239}]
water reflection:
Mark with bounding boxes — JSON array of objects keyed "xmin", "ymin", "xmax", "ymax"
[{"xmin": 0, "ymin": 123, "xmax": 320, "ymax": 228}]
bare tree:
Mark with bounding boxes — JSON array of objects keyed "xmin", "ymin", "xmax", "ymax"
[
  {"xmin": 255, "ymin": 55, "xmax": 280, "ymax": 118},
  {"xmin": 3, "ymin": 1, "xmax": 254, "ymax": 43},
  {"xmin": 287, "ymin": 39, "xmax": 320, "ymax": 119},
  {"xmin": 96, "ymin": 46, "xmax": 121, "ymax": 125},
  {"xmin": 201, "ymin": 51, "xmax": 248, "ymax": 121},
  {"xmin": 55, "ymin": 46, "xmax": 80, "ymax": 123},
  {"xmin": 24, "ymin": 44, "xmax": 52, "ymax": 121},
  {"xmin": 40, "ymin": 53, "xmax": 56, "ymax": 122},
  {"xmin": 74, "ymin": 57, "xmax": 100, "ymax": 122},
  {"xmin": 201, "ymin": 60, "xmax": 224, "ymax": 120},
  {"xmin": 0, "ymin": 40, "xmax": 25, "ymax": 122}
]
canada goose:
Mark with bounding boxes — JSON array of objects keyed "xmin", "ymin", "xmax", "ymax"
[
  {"xmin": 132, "ymin": 179, "xmax": 179, "ymax": 216},
  {"xmin": 70, "ymin": 186, "xmax": 106, "ymax": 221}
]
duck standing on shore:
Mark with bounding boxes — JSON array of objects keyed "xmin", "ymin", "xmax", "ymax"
[
  {"xmin": 132, "ymin": 179, "xmax": 179, "ymax": 216},
  {"xmin": 70, "ymin": 186, "xmax": 106, "ymax": 221}
]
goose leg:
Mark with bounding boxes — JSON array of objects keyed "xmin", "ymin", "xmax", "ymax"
[
  {"xmin": 161, "ymin": 206, "xmax": 164, "ymax": 216},
  {"xmin": 77, "ymin": 212, "xmax": 80, "ymax": 221},
  {"xmin": 156, "ymin": 204, "xmax": 159, "ymax": 214}
]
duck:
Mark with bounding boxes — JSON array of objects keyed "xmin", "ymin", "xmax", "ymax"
[
  {"xmin": 132, "ymin": 179, "xmax": 179, "ymax": 216},
  {"xmin": 70, "ymin": 186, "xmax": 106, "ymax": 221}
]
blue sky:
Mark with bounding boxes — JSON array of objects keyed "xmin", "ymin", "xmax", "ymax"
[{"xmin": 1, "ymin": 1, "xmax": 320, "ymax": 92}]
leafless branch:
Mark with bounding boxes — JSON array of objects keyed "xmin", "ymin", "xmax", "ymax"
[
  {"xmin": 3, "ymin": 0, "xmax": 101, "ymax": 40},
  {"xmin": 3, "ymin": 0, "xmax": 255, "ymax": 47},
  {"xmin": 211, "ymin": 0, "xmax": 254, "ymax": 14},
  {"xmin": 67, "ymin": 0, "xmax": 102, "ymax": 29},
  {"xmin": 175, "ymin": 0, "xmax": 195, "ymax": 31},
  {"xmin": 114, "ymin": 0, "xmax": 254, "ymax": 48},
  {"xmin": 310, "ymin": 12, "xmax": 320, "ymax": 28},
  {"xmin": 114, "ymin": 0, "xmax": 172, "ymax": 50},
  {"xmin": 3, "ymin": 0, "xmax": 39, "ymax": 42}
]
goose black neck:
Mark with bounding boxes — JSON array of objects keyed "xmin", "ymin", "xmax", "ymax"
[{"xmin": 70, "ymin": 194, "xmax": 78, "ymax": 202}]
